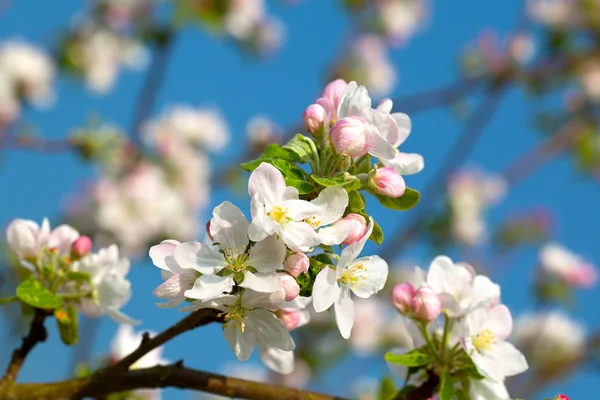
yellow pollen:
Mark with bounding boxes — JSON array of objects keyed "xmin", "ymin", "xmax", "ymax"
[
  {"xmin": 223, "ymin": 309, "xmax": 246, "ymax": 332},
  {"xmin": 340, "ymin": 263, "xmax": 367, "ymax": 291},
  {"xmin": 473, "ymin": 329, "xmax": 496, "ymax": 352},
  {"xmin": 268, "ymin": 206, "xmax": 289, "ymax": 224},
  {"xmin": 304, "ymin": 215, "xmax": 321, "ymax": 229}
]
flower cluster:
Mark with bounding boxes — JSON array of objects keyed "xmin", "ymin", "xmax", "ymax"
[
  {"xmin": 4, "ymin": 218, "xmax": 138, "ymax": 342},
  {"xmin": 150, "ymin": 80, "xmax": 424, "ymax": 373},
  {"xmin": 387, "ymin": 256, "xmax": 528, "ymax": 399},
  {"xmin": 538, "ymin": 242, "xmax": 597, "ymax": 288},
  {"xmin": 0, "ymin": 39, "xmax": 54, "ymax": 126}
]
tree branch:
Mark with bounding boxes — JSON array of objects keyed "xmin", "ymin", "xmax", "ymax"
[
  {"xmin": 2, "ymin": 135, "xmax": 72, "ymax": 153},
  {"xmin": 394, "ymin": 371, "xmax": 440, "ymax": 400},
  {"xmin": 1, "ymin": 308, "xmax": 51, "ymax": 384}
]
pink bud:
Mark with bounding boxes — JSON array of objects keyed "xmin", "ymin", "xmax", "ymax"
[
  {"xmin": 565, "ymin": 262, "xmax": 597, "ymax": 288},
  {"xmin": 303, "ymin": 104, "xmax": 327, "ymax": 135},
  {"xmin": 278, "ymin": 309, "xmax": 302, "ymax": 331},
  {"xmin": 205, "ymin": 220, "xmax": 213, "ymax": 242},
  {"xmin": 71, "ymin": 236, "xmax": 92, "ymax": 258},
  {"xmin": 279, "ymin": 272, "xmax": 300, "ymax": 302},
  {"xmin": 370, "ymin": 167, "xmax": 406, "ymax": 198},
  {"xmin": 411, "ymin": 287, "xmax": 442, "ymax": 322},
  {"xmin": 329, "ymin": 116, "xmax": 372, "ymax": 158},
  {"xmin": 322, "ymin": 79, "xmax": 348, "ymax": 109},
  {"xmin": 390, "ymin": 282, "xmax": 415, "ymax": 314},
  {"xmin": 338, "ymin": 213, "xmax": 368, "ymax": 245},
  {"xmin": 284, "ymin": 253, "xmax": 310, "ymax": 277},
  {"xmin": 554, "ymin": 395, "xmax": 570, "ymax": 400}
]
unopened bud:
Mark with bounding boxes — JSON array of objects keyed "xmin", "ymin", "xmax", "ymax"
[
  {"xmin": 278, "ymin": 309, "xmax": 302, "ymax": 331},
  {"xmin": 554, "ymin": 395, "xmax": 570, "ymax": 400},
  {"xmin": 279, "ymin": 272, "xmax": 300, "ymax": 302},
  {"xmin": 390, "ymin": 282, "xmax": 415, "ymax": 314},
  {"xmin": 329, "ymin": 116, "xmax": 372, "ymax": 158},
  {"xmin": 411, "ymin": 287, "xmax": 441, "ymax": 322},
  {"xmin": 339, "ymin": 214, "xmax": 368, "ymax": 245},
  {"xmin": 369, "ymin": 167, "xmax": 405, "ymax": 198},
  {"xmin": 303, "ymin": 104, "xmax": 327, "ymax": 135},
  {"xmin": 284, "ymin": 253, "xmax": 310, "ymax": 278},
  {"xmin": 71, "ymin": 236, "xmax": 92, "ymax": 258}
]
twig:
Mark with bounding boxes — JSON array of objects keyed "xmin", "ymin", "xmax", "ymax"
[
  {"xmin": 394, "ymin": 371, "xmax": 440, "ymax": 400},
  {"xmin": 392, "ymin": 78, "xmax": 482, "ymax": 113},
  {"xmin": 4, "ymin": 363, "xmax": 349, "ymax": 400},
  {"xmin": 1, "ymin": 308, "xmax": 51, "ymax": 384},
  {"xmin": 2, "ymin": 135, "xmax": 72, "ymax": 153}
]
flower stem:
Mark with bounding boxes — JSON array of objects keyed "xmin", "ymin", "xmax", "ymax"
[
  {"xmin": 417, "ymin": 322, "xmax": 438, "ymax": 360},
  {"xmin": 0, "ymin": 296, "xmax": 17, "ymax": 305},
  {"xmin": 307, "ymin": 137, "xmax": 320, "ymax": 174},
  {"xmin": 440, "ymin": 314, "xmax": 452, "ymax": 363}
]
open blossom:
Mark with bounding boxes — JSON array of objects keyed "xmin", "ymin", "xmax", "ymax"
[
  {"xmin": 7, "ymin": 218, "xmax": 79, "ymax": 266},
  {"xmin": 248, "ymin": 163, "xmax": 348, "ymax": 251},
  {"xmin": 183, "ymin": 289, "xmax": 295, "ymax": 373},
  {"xmin": 460, "ymin": 305, "xmax": 528, "ymax": 382},
  {"xmin": 312, "ymin": 219, "xmax": 389, "ymax": 338},
  {"xmin": 511, "ymin": 311, "xmax": 585, "ymax": 373},
  {"xmin": 73, "ymin": 245, "xmax": 139, "ymax": 325},
  {"xmin": 167, "ymin": 201, "xmax": 286, "ymax": 301},
  {"xmin": 527, "ymin": 0, "xmax": 577, "ymax": 28},
  {"xmin": 375, "ymin": 0, "xmax": 427, "ymax": 47},
  {"xmin": 539, "ymin": 243, "xmax": 597, "ymax": 288},
  {"xmin": 150, "ymin": 240, "xmax": 198, "ymax": 308}
]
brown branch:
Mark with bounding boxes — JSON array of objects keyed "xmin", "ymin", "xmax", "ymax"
[
  {"xmin": 1, "ymin": 308, "xmax": 51, "ymax": 384},
  {"xmin": 394, "ymin": 371, "xmax": 440, "ymax": 400},
  {"xmin": 3, "ymin": 363, "xmax": 349, "ymax": 400}
]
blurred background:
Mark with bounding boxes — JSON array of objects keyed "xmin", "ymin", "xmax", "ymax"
[{"xmin": 0, "ymin": 0, "xmax": 599, "ymax": 399}]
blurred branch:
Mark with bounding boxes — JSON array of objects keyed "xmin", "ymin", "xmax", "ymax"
[
  {"xmin": 0, "ymin": 308, "xmax": 51, "ymax": 385},
  {"xmin": 392, "ymin": 78, "xmax": 482, "ymax": 113},
  {"xmin": 2, "ymin": 135, "xmax": 72, "ymax": 153}
]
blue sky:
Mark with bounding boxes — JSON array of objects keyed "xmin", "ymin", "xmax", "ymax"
[{"xmin": 0, "ymin": 1, "xmax": 598, "ymax": 398}]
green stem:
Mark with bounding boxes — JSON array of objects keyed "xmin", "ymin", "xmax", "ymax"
[
  {"xmin": 307, "ymin": 137, "xmax": 320, "ymax": 174},
  {"xmin": 318, "ymin": 135, "xmax": 329, "ymax": 175},
  {"xmin": 440, "ymin": 314, "xmax": 452, "ymax": 363},
  {"xmin": 0, "ymin": 296, "xmax": 18, "ymax": 305},
  {"xmin": 58, "ymin": 292, "xmax": 90, "ymax": 300},
  {"xmin": 417, "ymin": 322, "xmax": 438, "ymax": 361}
]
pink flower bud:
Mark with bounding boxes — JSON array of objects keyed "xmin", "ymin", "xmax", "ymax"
[
  {"xmin": 284, "ymin": 253, "xmax": 310, "ymax": 277},
  {"xmin": 303, "ymin": 104, "xmax": 327, "ymax": 135},
  {"xmin": 322, "ymin": 79, "xmax": 347, "ymax": 109},
  {"xmin": 329, "ymin": 116, "xmax": 372, "ymax": 158},
  {"xmin": 555, "ymin": 395, "xmax": 570, "ymax": 400},
  {"xmin": 71, "ymin": 236, "xmax": 92, "ymax": 258},
  {"xmin": 205, "ymin": 220, "xmax": 213, "ymax": 242},
  {"xmin": 278, "ymin": 309, "xmax": 302, "ymax": 331},
  {"xmin": 411, "ymin": 287, "xmax": 441, "ymax": 322},
  {"xmin": 370, "ymin": 167, "xmax": 405, "ymax": 198},
  {"xmin": 279, "ymin": 272, "xmax": 300, "ymax": 302},
  {"xmin": 391, "ymin": 282, "xmax": 415, "ymax": 314},
  {"xmin": 565, "ymin": 262, "xmax": 597, "ymax": 288},
  {"xmin": 338, "ymin": 213, "xmax": 368, "ymax": 245}
]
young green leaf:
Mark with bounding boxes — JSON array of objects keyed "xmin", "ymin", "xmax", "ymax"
[
  {"xmin": 311, "ymin": 174, "xmax": 347, "ymax": 187},
  {"xmin": 384, "ymin": 349, "xmax": 433, "ymax": 367},
  {"xmin": 241, "ymin": 143, "xmax": 300, "ymax": 172},
  {"xmin": 370, "ymin": 219, "xmax": 384, "ymax": 245},
  {"xmin": 439, "ymin": 372, "xmax": 455, "ymax": 400},
  {"xmin": 375, "ymin": 187, "xmax": 421, "ymax": 211},
  {"xmin": 347, "ymin": 190, "xmax": 366, "ymax": 213},
  {"xmin": 55, "ymin": 305, "xmax": 79, "ymax": 346},
  {"xmin": 285, "ymin": 179, "xmax": 315, "ymax": 194},
  {"xmin": 16, "ymin": 276, "xmax": 63, "ymax": 310},
  {"xmin": 377, "ymin": 375, "xmax": 396, "ymax": 400},
  {"xmin": 283, "ymin": 134, "xmax": 315, "ymax": 162}
]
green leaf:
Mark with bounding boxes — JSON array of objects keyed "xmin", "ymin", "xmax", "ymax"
[
  {"xmin": 343, "ymin": 175, "xmax": 362, "ymax": 190},
  {"xmin": 283, "ymin": 134, "xmax": 315, "ymax": 162},
  {"xmin": 377, "ymin": 375, "xmax": 396, "ymax": 400},
  {"xmin": 55, "ymin": 305, "xmax": 79, "ymax": 346},
  {"xmin": 298, "ymin": 258, "xmax": 332, "ymax": 297},
  {"xmin": 285, "ymin": 179, "xmax": 315, "ymax": 194},
  {"xmin": 312, "ymin": 253, "xmax": 334, "ymax": 265},
  {"xmin": 311, "ymin": 174, "xmax": 347, "ymax": 187},
  {"xmin": 240, "ymin": 143, "xmax": 300, "ymax": 172},
  {"xmin": 347, "ymin": 190, "xmax": 366, "ymax": 213},
  {"xmin": 271, "ymin": 159, "xmax": 306, "ymax": 180},
  {"xmin": 384, "ymin": 349, "xmax": 433, "ymax": 367},
  {"xmin": 439, "ymin": 372, "xmax": 454, "ymax": 400},
  {"xmin": 16, "ymin": 276, "xmax": 63, "ymax": 310},
  {"xmin": 65, "ymin": 271, "xmax": 92, "ymax": 284},
  {"xmin": 370, "ymin": 219, "xmax": 384, "ymax": 245},
  {"xmin": 375, "ymin": 188, "xmax": 420, "ymax": 211}
]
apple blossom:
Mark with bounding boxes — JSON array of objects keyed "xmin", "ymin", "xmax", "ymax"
[
  {"xmin": 71, "ymin": 236, "xmax": 92, "ymax": 258},
  {"xmin": 303, "ymin": 103, "xmax": 327, "ymax": 135},
  {"xmin": 369, "ymin": 166, "xmax": 406, "ymax": 198},
  {"xmin": 411, "ymin": 287, "xmax": 441, "ymax": 322},
  {"xmin": 329, "ymin": 116, "xmax": 373, "ymax": 157},
  {"xmin": 72, "ymin": 244, "xmax": 139, "ymax": 325},
  {"xmin": 278, "ymin": 272, "xmax": 300, "ymax": 302},
  {"xmin": 390, "ymin": 282, "xmax": 415, "ymax": 314},
  {"xmin": 460, "ymin": 305, "xmax": 528, "ymax": 381},
  {"xmin": 173, "ymin": 201, "xmax": 286, "ymax": 301},
  {"xmin": 312, "ymin": 219, "xmax": 389, "ymax": 338},
  {"xmin": 320, "ymin": 78, "xmax": 348, "ymax": 122},
  {"xmin": 539, "ymin": 243, "xmax": 597, "ymax": 288},
  {"xmin": 283, "ymin": 253, "xmax": 309, "ymax": 277}
]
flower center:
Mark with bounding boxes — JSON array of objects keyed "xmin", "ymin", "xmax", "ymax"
[
  {"xmin": 340, "ymin": 263, "xmax": 367, "ymax": 290},
  {"xmin": 268, "ymin": 206, "xmax": 289, "ymax": 225},
  {"xmin": 304, "ymin": 215, "xmax": 321, "ymax": 229},
  {"xmin": 222, "ymin": 303, "xmax": 247, "ymax": 332},
  {"xmin": 223, "ymin": 246, "xmax": 250, "ymax": 272},
  {"xmin": 473, "ymin": 329, "xmax": 496, "ymax": 352}
]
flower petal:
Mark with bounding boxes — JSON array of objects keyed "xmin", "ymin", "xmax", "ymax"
[
  {"xmin": 250, "ymin": 235, "xmax": 286, "ymax": 273},
  {"xmin": 334, "ymin": 285, "xmax": 355, "ymax": 339},
  {"xmin": 224, "ymin": 321, "xmax": 257, "ymax": 361},
  {"xmin": 258, "ymin": 345, "xmax": 294, "ymax": 374},
  {"xmin": 310, "ymin": 186, "xmax": 349, "ymax": 226},
  {"xmin": 349, "ymin": 256, "xmax": 388, "ymax": 298},
  {"xmin": 184, "ymin": 274, "xmax": 234, "ymax": 301},
  {"xmin": 317, "ymin": 221, "xmax": 354, "ymax": 246},
  {"xmin": 337, "ymin": 219, "xmax": 374, "ymax": 269},
  {"xmin": 248, "ymin": 163, "xmax": 286, "ymax": 210},
  {"xmin": 247, "ymin": 308, "xmax": 295, "ymax": 351},
  {"xmin": 153, "ymin": 272, "xmax": 197, "ymax": 299},
  {"xmin": 174, "ymin": 241, "xmax": 226, "ymax": 274},
  {"xmin": 149, "ymin": 240, "xmax": 182, "ymax": 272},
  {"xmin": 280, "ymin": 221, "xmax": 319, "ymax": 253},
  {"xmin": 242, "ymin": 289, "xmax": 285, "ymax": 310},
  {"xmin": 210, "ymin": 201, "xmax": 250, "ymax": 251},
  {"xmin": 247, "ymin": 212, "xmax": 282, "ymax": 243},
  {"xmin": 485, "ymin": 305, "xmax": 513, "ymax": 341},
  {"xmin": 384, "ymin": 152, "xmax": 424, "ymax": 176},
  {"xmin": 105, "ymin": 307, "xmax": 140, "ymax": 325},
  {"xmin": 369, "ymin": 132, "xmax": 397, "ymax": 161},
  {"xmin": 312, "ymin": 266, "xmax": 341, "ymax": 312},
  {"xmin": 239, "ymin": 271, "xmax": 282, "ymax": 293},
  {"xmin": 283, "ymin": 199, "xmax": 322, "ymax": 221}
]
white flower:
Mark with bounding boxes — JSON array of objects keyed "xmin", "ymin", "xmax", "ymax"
[
  {"xmin": 539, "ymin": 243, "xmax": 597, "ymax": 287},
  {"xmin": 337, "ymin": 81, "xmax": 424, "ymax": 175},
  {"xmin": 306, "ymin": 186, "xmax": 350, "ymax": 245},
  {"xmin": 150, "ymin": 240, "xmax": 199, "ymax": 308},
  {"xmin": 247, "ymin": 163, "xmax": 323, "ymax": 252},
  {"xmin": 110, "ymin": 324, "xmax": 167, "ymax": 400},
  {"xmin": 460, "ymin": 305, "xmax": 528, "ymax": 382},
  {"xmin": 469, "ymin": 377, "xmax": 511, "ymax": 400},
  {"xmin": 6, "ymin": 218, "xmax": 79, "ymax": 266},
  {"xmin": 73, "ymin": 245, "xmax": 139, "ymax": 325},
  {"xmin": 312, "ymin": 219, "xmax": 388, "ymax": 338},
  {"xmin": 173, "ymin": 201, "xmax": 286, "ymax": 301},
  {"xmin": 183, "ymin": 289, "xmax": 295, "ymax": 373}
]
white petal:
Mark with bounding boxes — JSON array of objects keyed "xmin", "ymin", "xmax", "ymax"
[
  {"xmin": 210, "ymin": 201, "xmax": 250, "ymax": 251},
  {"xmin": 384, "ymin": 153, "xmax": 424, "ymax": 175},
  {"xmin": 312, "ymin": 266, "xmax": 341, "ymax": 312},
  {"xmin": 248, "ymin": 163, "xmax": 286, "ymax": 209},
  {"xmin": 485, "ymin": 305, "xmax": 512, "ymax": 341},
  {"xmin": 427, "ymin": 255, "xmax": 470, "ymax": 299},
  {"xmin": 258, "ymin": 345, "xmax": 294, "ymax": 374},
  {"xmin": 280, "ymin": 221, "xmax": 319, "ymax": 252},
  {"xmin": 282, "ymin": 295, "xmax": 312, "ymax": 310},
  {"xmin": 334, "ymin": 286, "xmax": 355, "ymax": 339},
  {"xmin": 223, "ymin": 321, "xmax": 257, "ymax": 361},
  {"xmin": 469, "ymin": 378, "xmax": 510, "ymax": 400},
  {"xmin": 283, "ymin": 186, "xmax": 300, "ymax": 201},
  {"xmin": 149, "ymin": 240, "xmax": 182, "ymax": 272},
  {"xmin": 310, "ymin": 187, "xmax": 349, "ymax": 226},
  {"xmin": 369, "ymin": 132, "xmax": 397, "ymax": 161},
  {"xmin": 250, "ymin": 235, "xmax": 286, "ymax": 273},
  {"xmin": 6, "ymin": 219, "xmax": 38, "ymax": 257},
  {"xmin": 283, "ymin": 200, "xmax": 322, "ymax": 221},
  {"xmin": 184, "ymin": 275, "xmax": 234, "ymax": 301},
  {"xmin": 337, "ymin": 219, "xmax": 374, "ymax": 269},
  {"xmin": 464, "ymin": 306, "xmax": 488, "ymax": 336},
  {"xmin": 337, "ymin": 82, "xmax": 371, "ymax": 119},
  {"xmin": 317, "ymin": 221, "xmax": 354, "ymax": 246},
  {"xmin": 155, "ymin": 295, "xmax": 187, "ymax": 309},
  {"xmin": 470, "ymin": 275, "xmax": 501, "ymax": 309},
  {"xmin": 247, "ymin": 212, "xmax": 282, "ymax": 243},
  {"xmin": 476, "ymin": 341, "xmax": 528, "ymax": 381},
  {"xmin": 349, "ymin": 256, "xmax": 388, "ymax": 298},
  {"xmin": 174, "ymin": 242, "xmax": 226, "ymax": 274},
  {"xmin": 247, "ymin": 309, "xmax": 295, "ymax": 351},
  {"xmin": 390, "ymin": 112, "xmax": 411, "ymax": 146},
  {"xmin": 153, "ymin": 272, "xmax": 197, "ymax": 299},
  {"xmin": 239, "ymin": 271, "xmax": 282, "ymax": 293},
  {"xmin": 242, "ymin": 289, "xmax": 285, "ymax": 310},
  {"xmin": 48, "ymin": 224, "xmax": 80, "ymax": 255},
  {"xmin": 105, "ymin": 307, "xmax": 141, "ymax": 325}
]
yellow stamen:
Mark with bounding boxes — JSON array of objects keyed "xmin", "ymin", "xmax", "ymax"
[
  {"xmin": 340, "ymin": 263, "xmax": 367, "ymax": 291},
  {"xmin": 473, "ymin": 329, "xmax": 496, "ymax": 352},
  {"xmin": 268, "ymin": 206, "xmax": 289, "ymax": 224}
]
